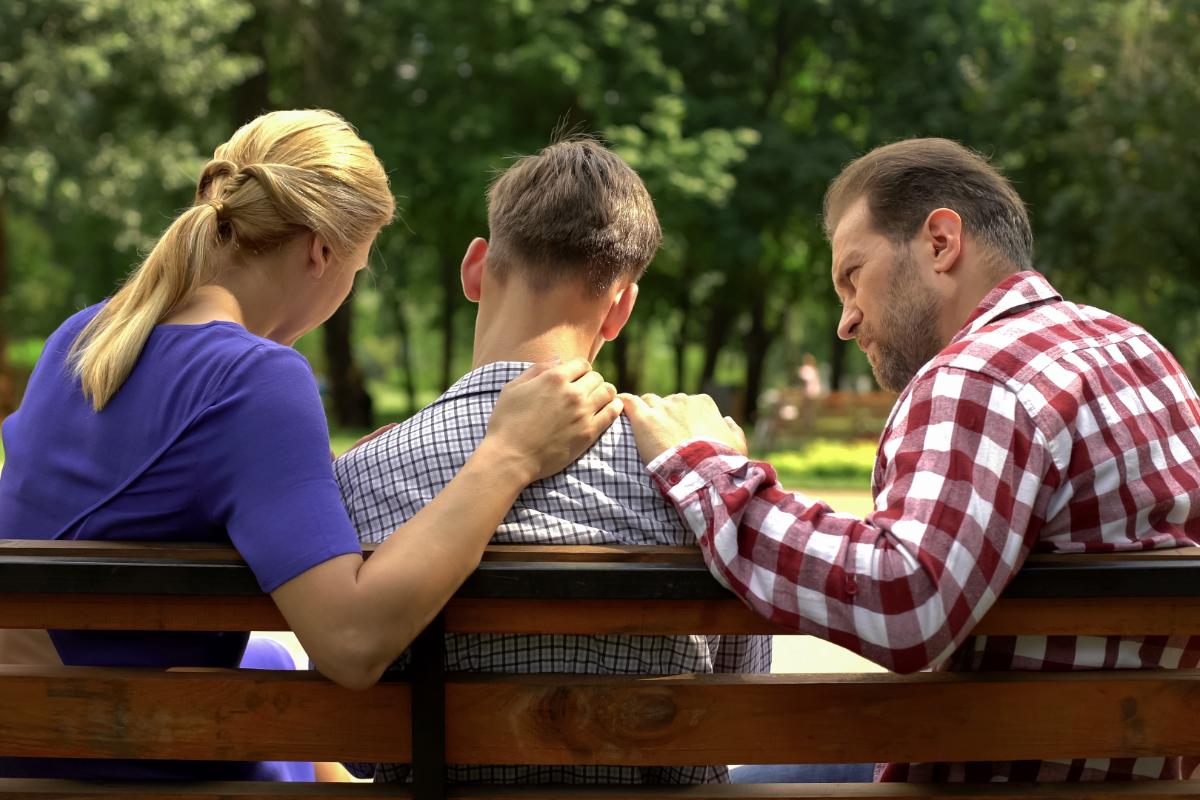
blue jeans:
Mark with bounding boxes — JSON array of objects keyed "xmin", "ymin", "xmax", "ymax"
[
  {"xmin": 730, "ymin": 762, "xmax": 876, "ymax": 782},
  {"xmin": 240, "ymin": 637, "xmax": 316, "ymax": 782}
]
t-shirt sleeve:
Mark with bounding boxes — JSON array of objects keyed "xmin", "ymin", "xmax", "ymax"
[{"xmin": 193, "ymin": 345, "xmax": 362, "ymax": 592}]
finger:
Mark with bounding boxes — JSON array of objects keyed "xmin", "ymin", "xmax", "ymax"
[
  {"xmin": 509, "ymin": 358, "xmax": 561, "ymax": 387},
  {"xmin": 724, "ymin": 415, "xmax": 748, "ymax": 452},
  {"xmin": 640, "ymin": 392, "xmax": 663, "ymax": 406},
  {"xmin": 355, "ymin": 422, "xmax": 398, "ymax": 448},
  {"xmin": 591, "ymin": 395, "xmax": 624, "ymax": 429},
  {"xmin": 619, "ymin": 392, "xmax": 650, "ymax": 420},
  {"xmin": 547, "ymin": 356, "xmax": 592, "ymax": 383},
  {"xmin": 587, "ymin": 380, "xmax": 617, "ymax": 407},
  {"xmin": 570, "ymin": 369, "xmax": 606, "ymax": 398}
]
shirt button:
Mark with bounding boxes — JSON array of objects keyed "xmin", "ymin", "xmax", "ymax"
[
  {"xmin": 667, "ymin": 471, "xmax": 683, "ymax": 486},
  {"xmin": 844, "ymin": 577, "xmax": 859, "ymax": 596}
]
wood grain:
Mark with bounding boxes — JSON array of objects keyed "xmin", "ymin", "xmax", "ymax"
[
  {"xmin": 440, "ymin": 671, "xmax": 1200, "ymax": 766},
  {"xmin": 3, "ymin": 778, "xmax": 1200, "ymax": 798},
  {"xmin": 5, "ymin": 594, "xmax": 1200, "ymax": 638},
  {"xmin": 3, "ymin": 540, "xmax": 1197, "ymax": 564},
  {"xmin": 6, "ymin": 668, "xmax": 1200, "ymax": 767},
  {"xmin": 0, "ymin": 666, "xmax": 410, "ymax": 762}
]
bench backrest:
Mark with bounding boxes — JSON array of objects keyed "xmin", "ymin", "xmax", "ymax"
[{"xmin": 2, "ymin": 541, "xmax": 1200, "ymax": 799}]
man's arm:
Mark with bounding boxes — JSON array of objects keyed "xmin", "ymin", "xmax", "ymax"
[{"xmin": 627, "ymin": 368, "xmax": 1057, "ymax": 673}]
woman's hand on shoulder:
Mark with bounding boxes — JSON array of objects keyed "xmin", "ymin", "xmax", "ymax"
[{"xmin": 484, "ymin": 358, "xmax": 621, "ymax": 483}]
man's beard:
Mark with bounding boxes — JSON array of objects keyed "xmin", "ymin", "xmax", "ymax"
[{"xmin": 865, "ymin": 247, "xmax": 943, "ymax": 393}]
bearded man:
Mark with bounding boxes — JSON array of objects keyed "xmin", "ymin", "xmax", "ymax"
[{"xmin": 622, "ymin": 137, "xmax": 1200, "ymax": 784}]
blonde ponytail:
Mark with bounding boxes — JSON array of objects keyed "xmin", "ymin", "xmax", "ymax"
[
  {"xmin": 70, "ymin": 203, "xmax": 224, "ymax": 410},
  {"xmin": 69, "ymin": 110, "xmax": 394, "ymax": 411}
]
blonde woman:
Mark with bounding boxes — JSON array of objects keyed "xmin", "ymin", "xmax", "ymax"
[{"xmin": 0, "ymin": 110, "xmax": 621, "ymax": 781}]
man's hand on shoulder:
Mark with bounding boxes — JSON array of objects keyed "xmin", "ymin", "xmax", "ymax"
[
  {"xmin": 333, "ymin": 422, "xmax": 399, "ymax": 461},
  {"xmin": 619, "ymin": 392, "xmax": 748, "ymax": 465}
]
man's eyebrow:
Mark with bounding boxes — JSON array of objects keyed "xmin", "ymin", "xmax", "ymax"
[{"xmin": 833, "ymin": 251, "xmax": 864, "ymax": 285}]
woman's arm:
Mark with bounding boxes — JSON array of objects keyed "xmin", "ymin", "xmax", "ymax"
[{"xmin": 270, "ymin": 358, "xmax": 620, "ymax": 689}]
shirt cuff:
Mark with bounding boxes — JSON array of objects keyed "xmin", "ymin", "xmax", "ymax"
[{"xmin": 648, "ymin": 439, "xmax": 749, "ymax": 504}]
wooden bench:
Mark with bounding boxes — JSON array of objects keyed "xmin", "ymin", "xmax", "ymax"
[
  {"xmin": 753, "ymin": 390, "xmax": 898, "ymax": 449},
  {"xmin": 2, "ymin": 539, "xmax": 1200, "ymax": 798}
]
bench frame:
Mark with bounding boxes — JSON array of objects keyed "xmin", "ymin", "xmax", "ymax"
[{"xmin": 2, "ymin": 541, "xmax": 1200, "ymax": 799}]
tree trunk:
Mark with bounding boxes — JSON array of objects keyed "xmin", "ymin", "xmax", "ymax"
[
  {"xmin": 392, "ymin": 294, "xmax": 418, "ymax": 417},
  {"xmin": 322, "ymin": 302, "xmax": 373, "ymax": 428},
  {"xmin": 743, "ymin": 293, "xmax": 775, "ymax": 427},
  {"xmin": 672, "ymin": 254, "xmax": 693, "ymax": 393},
  {"xmin": 438, "ymin": 250, "xmax": 458, "ymax": 391},
  {"xmin": 829, "ymin": 328, "xmax": 848, "ymax": 392},
  {"xmin": 294, "ymin": 0, "xmax": 373, "ymax": 426},
  {"xmin": 697, "ymin": 295, "xmax": 734, "ymax": 391},
  {"xmin": 230, "ymin": 0, "xmax": 272, "ymax": 126},
  {"xmin": 0, "ymin": 188, "xmax": 13, "ymax": 415},
  {"xmin": 611, "ymin": 335, "xmax": 635, "ymax": 395},
  {"xmin": 672, "ymin": 315, "xmax": 689, "ymax": 394}
]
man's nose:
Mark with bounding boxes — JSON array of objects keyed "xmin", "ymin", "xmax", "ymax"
[{"xmin": 837, "ymin": 304, "xmax": 861, "ymax": 341}]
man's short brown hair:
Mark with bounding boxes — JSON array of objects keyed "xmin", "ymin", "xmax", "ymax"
[
  {"xmin": 486, "ymin": 137, "xmax": 661, "ymax": 295},
  {"xmin": 823, "ymin": 138, "xmax": 1033, "ymax": 271}
]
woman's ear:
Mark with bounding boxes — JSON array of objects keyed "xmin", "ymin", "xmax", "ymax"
[
  {"xmin": 460, "ymin": 237, "xmax": 489, "ymax": 302},
  {"xmin": 307, "ymin": 233, "xmax": 334, "ymax": 279}
]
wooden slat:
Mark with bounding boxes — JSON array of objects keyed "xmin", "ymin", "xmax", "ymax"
[
  {"xmin": 0, "ymin": 540, "xmax": 250, "ymax": 561},
  {"xmin": 0, "ymin": 541, "xmax": 702, "ymax": 563},
  {"xmin": 0, "ymin": 781, "xmax": 404, "ymax": 798},
  {"xmin": 1026, "ymin": 547, "xmax": 1200, "ymax": 562},
  {"xmin": 448, "ymin": 786, "xmax": 1200, "ymax": 800},
  {"xmin": 3, "ymin": 540, "xmax": 1198, "ymax": 564},
  {"xmin": 481, "ymin": 545, "xmax": 702, "ymax": 563},
  {"xmin": 6, "ymin": 593, "xmax": 1200, "ymax": 638},
  {"xmin": 0, "ymin": 593, "xmax": 289, "ymax": 631},
  {"xmin": 8, "ymin": 668, "xmax": 1200, "ymax": 766},
  {"xmin": 2, "ymin": 779, "xmax": 1200, "ymax": 799},
  {"xmin": 0, "ymin": 667, "xmax": 410, "ymax": 762},
  {"xmin": 443, "ymin": 598, "xmax": 792, "ymax": 635},
  {"xmin": 970, "ymin": 597, "xmax": 1200, "ymax": 637},
  {"xmin": 440, "ymin": 671, "xmax": 1200, "ymax": 766}
]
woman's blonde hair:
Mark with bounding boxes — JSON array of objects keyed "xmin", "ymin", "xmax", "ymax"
[{"xmin": 70, "ymin": 109, "xmax": 395, "ymax": 410}]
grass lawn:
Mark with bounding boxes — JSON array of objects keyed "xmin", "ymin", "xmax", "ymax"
[{"xmin": 3, "ymin": 434, "xmax": 875, "ymax": 516}]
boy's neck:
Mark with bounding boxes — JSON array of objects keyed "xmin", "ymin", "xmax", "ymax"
[{"xmin": 470, "ymin": 279, "xmax": 605, "ymax": 370}]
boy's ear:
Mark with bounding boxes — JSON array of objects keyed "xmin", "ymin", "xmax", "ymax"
[
  {"xmin": 307, "ymin": 233, "xmax": 333, "ymax": 279},
  {"xmin": 460, "ymin": 237, "xmax": 489, "ymax": 302},
  {"xmin": 600, "ymin": 282, "xmax": 639, "ymax": 341}
]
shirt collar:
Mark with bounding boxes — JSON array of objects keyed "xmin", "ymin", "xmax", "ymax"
[
  {"xmin": 951, "ymin": 270, "xmax": 1062, "ymax": 344},
  {"xmin": 432, "ymin": 360, "xmax": 534, "ymax": 407}
]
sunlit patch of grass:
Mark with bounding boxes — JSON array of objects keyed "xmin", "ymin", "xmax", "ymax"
[{"xmin": 756, "ymin": 438, "xmax": 876, "ymax": 492}]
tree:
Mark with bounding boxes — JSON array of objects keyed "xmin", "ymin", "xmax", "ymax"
[{"xmin": 0, "ymin": 0, "xmax": 256, "ymax": 412}]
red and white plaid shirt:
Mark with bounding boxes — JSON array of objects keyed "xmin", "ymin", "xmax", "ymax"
[{"xmin": 648, "ymin": 271, "xmax": 1200, "ymax": 783}]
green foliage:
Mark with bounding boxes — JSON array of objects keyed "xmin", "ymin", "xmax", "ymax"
[
  {"xmin": 4, "ymin": 0, "xmax": 1200, "ymax": 416},
  {"xmin": 1, "ymin": 0, "xmax": 258, "ymax": 332},
  {"xmin": 759, "ymin": 439, "xmax": 876, "ymax": 491}
]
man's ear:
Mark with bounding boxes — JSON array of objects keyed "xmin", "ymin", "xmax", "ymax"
[
  {"xmin": 923, "ymin": 208, "xmax": 963, "ymax": 274},
  {"xmin": 600, "ymin": 282, "xmax": 639, "ymax": 341},
  {"xmin": 460, "ymin": 237, "xmax": 488, "ymax": 302},
  {"xmin": 307, "ymin": 233, "xmax": 334, "ymax": 279}
]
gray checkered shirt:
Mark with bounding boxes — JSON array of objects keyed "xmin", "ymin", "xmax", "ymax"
[{"xmin": 333, "ymin": 361, "xmax": 771, "ymax": 785}]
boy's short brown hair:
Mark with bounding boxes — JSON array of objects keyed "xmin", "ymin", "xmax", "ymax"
[{"xmin": 486, "ymin": 137, "xmax": 662, "ymax": 295}]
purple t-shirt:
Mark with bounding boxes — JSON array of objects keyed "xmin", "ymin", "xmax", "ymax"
[{"xmin": 0, "ymin": 303, "xmax": 361, "ymax": 780}]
